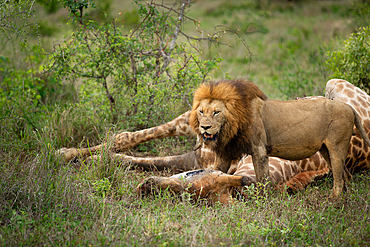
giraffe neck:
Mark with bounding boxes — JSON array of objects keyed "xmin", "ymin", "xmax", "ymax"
[{"xmin": 114, "ymin": 111, "xmax": 196, "ymax": 151}]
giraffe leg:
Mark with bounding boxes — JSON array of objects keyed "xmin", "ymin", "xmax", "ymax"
[
  {"xmin": 283, "ymin": 167, "xmax": 330, "ymax": 194},
  {"xmin": 84, "ymin": 151, "xmax": 200, "ymax": 172},
  {"xmin": 115, "ymin": 152, "xmax": 200, "ymax": 172},
  {"xmin": 57, "ymin": 111, "xmax": 194, "ymax": 163}
]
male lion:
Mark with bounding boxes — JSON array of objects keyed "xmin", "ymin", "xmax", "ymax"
[{"xmin": 189, "ymin": 79, "xmax": 370, "ymax": 198}]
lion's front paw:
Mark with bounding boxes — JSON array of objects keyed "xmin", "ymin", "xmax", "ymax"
[{"xmin": 56, "ymin": 147, "xmax": 79, "ymax": 163}]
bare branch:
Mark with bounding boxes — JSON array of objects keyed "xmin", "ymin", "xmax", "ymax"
[
  {"xmin": 160, "ymin": 0, "xmax": 190, "ymax": 74},
  {"xmin": 179, "ymin": 30, "xmax": 230, "ymax": 48},
  {"xmin": 215, "ymin": 25, "xmax": 253, "ymax": 66},
  {"xmin": 130, "ymin": 5, "xmax": 152, "ymax": 38},
  {"xmin": 151, "ymin": 2, "xmax": 198, "ymax": 24}
]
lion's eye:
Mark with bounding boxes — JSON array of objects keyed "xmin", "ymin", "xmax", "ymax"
[
  {"xmin": 214, "ymin": 111, "xmax": 220, "ymax": 116},
  {"xmin": 199, "ymin": 110, "xmax": 203, "ymax": 114}
]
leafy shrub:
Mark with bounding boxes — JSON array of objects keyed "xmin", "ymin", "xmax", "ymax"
[
  {"xmin": 49, "ymin": 0, "xmax": 222, "ymax": 131},
  {"xmin": 326, "ymin": 26, "xmax": 370, "ymax": 93},
  {"xmin": 0, "ymin": 46, "xmax": 79, "ymax": 153}
]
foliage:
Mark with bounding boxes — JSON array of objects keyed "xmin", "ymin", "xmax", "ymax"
[
  {"xmin": 49, "ymin": 0, "xmax": 222, "ymax": 129},
  {"xmin": 0, "ymin": 48, "xmax": 79, "ymax": 153},
  {"xmin": 0, "ymin": 0, "xmax": 39, "ymax": 51},
  {"xmin": 36, "ymin": 0, "xmax": 60, "ymax": 14},
  {"xmin": 326, "ymin": 26, "xmax": 370, "ymax": 93},
  {"xmin": 60, "ymin": 0, "xmax": 96, "ymax": 24},
  {"xmin": 276, "ymin": 46, "xmax": 328, "ymax": 99},
  {"xmin": 272, "ymin": 26, "xmax": 329, "ymax": 99}
]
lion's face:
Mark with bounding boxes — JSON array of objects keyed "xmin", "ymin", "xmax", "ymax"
[
  {"xmin": 189, "ymin": 80, "xmax": 267, "ymax": 154},
  {"xmin": 196, "ymin": 99, "xmax": 227, "ymax": 142}
]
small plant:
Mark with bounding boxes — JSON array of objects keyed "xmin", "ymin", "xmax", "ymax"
[
  {"xmin": 326, "ymin": 26, "xmax": 370, "ymax": 93},
  {"xmin": 92, "ymin": 177, "xmax": 112, "ymax": 198}
]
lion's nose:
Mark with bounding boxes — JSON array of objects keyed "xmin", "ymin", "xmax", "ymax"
[{"xmin": 201, "ymin": 125, "xmax": 211, "ymax": 130}]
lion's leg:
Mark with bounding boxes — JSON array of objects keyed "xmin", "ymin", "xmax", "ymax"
[
  {"xmin": 58, "ymin": 111, "xmax": 195, "ymax": 163},
  {"xmin": 318, "ymin": 144, "xmax": 339, "ymax": 195},
  {"xmin": 320, "ymin": 142, "xmax": 350, "ymax": 198},
  {"xmin": 251, "ymin": 150, "xmax": 270, "ymax": 184},
  {"xmin": 325, "ymin": 113, "xmax": 354, "ymax": 198},
  {"xmin": 329, "ymin": 152, "xmax": 346, "ymax": 198},
  {"xmin": 250, "ymin": 111, "xmax": 270, "ymax": 183}
]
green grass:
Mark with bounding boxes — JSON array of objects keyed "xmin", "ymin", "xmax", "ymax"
[
  {"xmin": 183, "ymin": 0, "xmax": 356, "ymax": 99},
  {"xmin": 1, "ymin": 149, "xmax": 370, "ymax": 245},
  {"xmin": 2, "ymin": 0, "xmax": 370, "ymax": 245}
]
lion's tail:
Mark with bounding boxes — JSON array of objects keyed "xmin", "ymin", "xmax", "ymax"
[{"xmin": 353, "ymin": 109, "xmax": 370, "ymax": 147}]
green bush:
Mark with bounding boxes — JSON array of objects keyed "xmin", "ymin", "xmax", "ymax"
[
  {"xmin": 0, "ymin": 45, "xmax": 80, "ymax": 153},
  {"xmin": 49, "ymin": 0, "xmax": 222, "ymax": 131},
  {"xmin": 326, "ymin": 26, "xmax": 370, "ymax": 93}
]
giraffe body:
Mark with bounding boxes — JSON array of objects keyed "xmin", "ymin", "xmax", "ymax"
[{"xmin": 58, "ymin": 79, "xmax": 370, "ymax": 204}]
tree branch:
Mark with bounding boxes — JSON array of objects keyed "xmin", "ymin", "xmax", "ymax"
[{"xmin": 160, "ymin": 0, "xmax": 189, "ymax": 74}]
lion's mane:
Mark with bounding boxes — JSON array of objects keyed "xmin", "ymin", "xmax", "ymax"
[{"xmin": 189, "ymin": 79, "xmax": 268, "ymax": 162}]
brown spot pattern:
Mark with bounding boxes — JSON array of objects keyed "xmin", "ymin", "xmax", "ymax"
[
  {"xmin": 336, "ymin": 83, "xmax": 344, "ymax": 92},
  {"xmin": 350, "ymin": 99, "xmax": 360, "ymax": 109},
  {"xmin": 364, "ymin": 119, "xmax": 370, "ymax": 133},
  {"xmin": 343, "ymin": 88, "xmax": 354, "ymax": 98}
]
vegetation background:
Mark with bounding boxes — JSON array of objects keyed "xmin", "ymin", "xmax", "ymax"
[{"xmin": 1, "ymin": 0, "xmax": 370, "ymax": 245}]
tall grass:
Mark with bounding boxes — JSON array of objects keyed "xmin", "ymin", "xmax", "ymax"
[{"xmin": 1, "ymin": 145, "xmax": 370, "ymax": 245}]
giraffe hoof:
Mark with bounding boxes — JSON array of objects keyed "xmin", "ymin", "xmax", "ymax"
[
  {"xmin": 56, "ymin": 147, "xmax": 79, "ymax": 163},
  {"xmin": 136, "ymin": 177, "xmax": 160, "ymax": 196}
]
